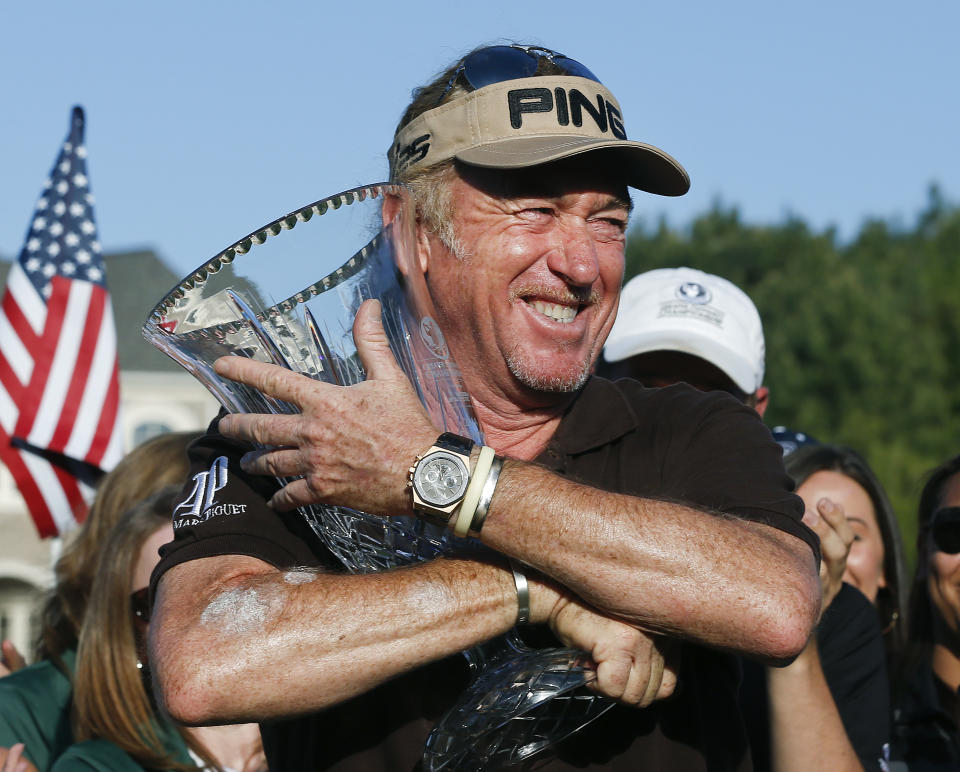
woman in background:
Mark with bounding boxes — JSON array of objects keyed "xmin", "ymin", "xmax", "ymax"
[
  {"xmin": 785, "ymin": 443, "xmax": 909, "ymax": 663},
  {"xmin": 0, "ymin": 432, "xmax": 199, "ymax": 770},
  {"xmin": 51, "ymin": 488, "xmax": 265, "ymax": 772},
  {"xmin": 891, "ymin": 452, "xmax": 960, "ymax": 768},
  {"xmin": 757, "ymin": 442, "xmax": 905, "ymax": 770}
]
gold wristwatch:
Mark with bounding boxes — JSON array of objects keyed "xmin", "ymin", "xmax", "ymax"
[{"xmin": 409, "ymin": 433, "xmax": 474, "ymax": 524}]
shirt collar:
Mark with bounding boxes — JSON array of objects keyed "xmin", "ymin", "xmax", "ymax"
[{"xmin": 546, "ymin": 376, "xmax": 642, "ymax": 456}]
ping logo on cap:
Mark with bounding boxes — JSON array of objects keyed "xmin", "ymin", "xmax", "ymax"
[
  {"xmin": 507, "ymin": 87, "xmax": 627, "ymax": 138},
  {"xmin": 392, "ymin": 133, "xmax": 431, "ymax": 173}
]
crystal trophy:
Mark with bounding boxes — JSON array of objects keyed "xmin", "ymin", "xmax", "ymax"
[{"xmin": 142, "ymin": 183, "xmax": 613, "ymax": 770}]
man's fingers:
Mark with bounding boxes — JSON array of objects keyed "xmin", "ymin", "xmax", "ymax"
[
  {"xmin": 353, "ymin": 300, "xmax": 405, "ymax": 383},
  {"xmin": 639, "ymin": 651, "xmax": 666, "ymax": 707},
  {"xmin": 657, "ymin": 660, "xmax": 679, "ymax": 701},
  {"xmin": 267, "ymin": 478, "xmax": 320, "ymax": 512},
  {"xmin": 214, "ymin": 357, "xmax": 330, "ymax": 406},
  {"xmin": 219, "ymin": 413, "xmax": 306, "ymax": 448},
  {"xmin": 240, "ymin": 448, "xmax": 304, "ymax": 478},
  {"xmin": 594, "ymin": 656, "xmax": 630, "ymax": 702}
]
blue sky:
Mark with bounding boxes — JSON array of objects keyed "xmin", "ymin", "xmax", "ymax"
[{"xmin": 1, "ymin": 1, "xmax": 956, "ymax": 277}]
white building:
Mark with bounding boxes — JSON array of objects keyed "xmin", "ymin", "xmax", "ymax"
[{"xmin": 0, "ymin": 250, "xmax": 218, "ymax": 659}]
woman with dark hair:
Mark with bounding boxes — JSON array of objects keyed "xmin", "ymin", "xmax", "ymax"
[
  {"xmin": 891, "ymin": 452, "xmax": 960, "ymax": 767},
  {"xmin": 785, "ymin": 443, "xmax": 909, "ymax": 662},
  {"xmin": 49, "ymin": 488, "xmax": 265, "ymax": 772},
  {"xmin": 751, "ymin": 443, "xmax": 903, "ymax": 770}
]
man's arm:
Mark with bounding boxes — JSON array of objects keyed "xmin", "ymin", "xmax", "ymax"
[
  {"xmin": 152, "ymin": 553, "xmax": 516, "ymax": 724},
  {"xmin": 479, "ymin": 461, "xmax": 819, "ymax": 662},
  {"xmin": 215, "ymin": 301, "xmax": 820, "ymax": 664},
  {"xmin": 152, "ymin": 553, "xmax": 677, "ymax": 724}
]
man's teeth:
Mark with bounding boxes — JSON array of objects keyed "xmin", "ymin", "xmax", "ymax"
[{"xmin": 529, "ymin": 299, "xmax": 577, "ymax": 324}]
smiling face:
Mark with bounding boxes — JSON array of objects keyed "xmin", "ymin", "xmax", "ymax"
[
  {"xmin": 420, "ymin": 159, "xmax": 629, "ymax": 407},
  {"xmin": 798, "ymin": 469, "xmax": 886, "ymax": 603},
  {"xmin": 929, "ymin": 472, "xmax": 960, "ymax": 640}
]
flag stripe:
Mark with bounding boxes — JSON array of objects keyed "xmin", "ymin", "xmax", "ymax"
[
  {"xmin": 75, "ymin": 353, "xmax": 120, "ymax": 467},
  {"xmin": 50, "ymin": 461, "xmax": 88, "ymax": 531},
  {"xmin": 20, "ymin": 278, "xmax": 89, "ymax": 444},
  {"xmin": 97, "ymin": 399, "xmax": 124, "ymax": 472},
  {"xmin": 0, "ymin": 303, "xmax": 34, "ymax": 385},
  {"xmin": 0, "ymin": 430, "xmax": 58, "ymax": 538},
  {"xmin": 13, "ymin": 279, "xmax": 71, "ymax": 438},
  {"xmin": 6, "ymin": 263, "xmax": 46, "ymax": 337},
  {"xmin": 0, "ymin": 383, "xmax": 18, "ymax": 435},
  {"xmin": 64, "ymin": 293, "xmax": 118, "ymax": 462},
  {"xmin": 48, "ymin": 284, "xmax": 106, "ymax": 453}
]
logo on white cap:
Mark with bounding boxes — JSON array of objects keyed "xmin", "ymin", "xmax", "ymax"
[{"xmin": 676, "ymin": 281, "xmax": 711, "ymax": 305}]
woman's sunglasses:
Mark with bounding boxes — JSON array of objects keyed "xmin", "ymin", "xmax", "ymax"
[
  {"xmin": 931, "ymin": 507, "xmax": 960, "ymax": 554},
  {"xmin": 436, "ymin": 45, "xmax": 601, "ymax": 106}
]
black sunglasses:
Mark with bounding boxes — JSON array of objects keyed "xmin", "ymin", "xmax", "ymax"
[
  {"xmin": 931, "ymin": 507, "xmax": 960, "ymax": 554},
  {"xmin": 130, "ymin": 587, "xmax": 152, "ymax": 624},
  {"xmin": 436, "ymin": 45, "xmax": 601, "ymax": 106}
]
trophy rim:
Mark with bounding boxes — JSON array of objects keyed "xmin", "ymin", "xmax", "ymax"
[{"xmin": 141, "ymin": 181, "xmax": 406, "ymax": 335}]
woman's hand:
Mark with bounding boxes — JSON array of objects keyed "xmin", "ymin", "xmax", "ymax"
[
  {"xmin": 0, "ymin": 641, "xmax": 26, "ymax": 678},
  {"xmin": 0, "ymin": 744, "xmax": 39, "ymax": 772},
  {"xmin": 803, "ymin": 497, "xmax": 855, "ymax": 612}
]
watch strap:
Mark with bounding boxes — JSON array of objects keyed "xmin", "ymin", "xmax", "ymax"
[{"xmin": 433, "ymin": 432, "xmax": 474, "ymax": 457}]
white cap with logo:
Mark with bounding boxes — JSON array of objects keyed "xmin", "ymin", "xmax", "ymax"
[{"xmin": 603, "ymin": 267, "xmax": 766, "ymax": 394}]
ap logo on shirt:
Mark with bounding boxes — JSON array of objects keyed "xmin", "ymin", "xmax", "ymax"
[{"xmin": 173, "ymin": 456, "xmax": 247, "ymax": 527}]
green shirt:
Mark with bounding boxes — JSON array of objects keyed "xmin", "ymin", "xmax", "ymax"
[
  {"xmin": 49, "ymin": 726, "xmax": 193, "ymax": 772},
  {"xmin": 0, "ymin": 651, "xmax": 76, "ymax": 771}
]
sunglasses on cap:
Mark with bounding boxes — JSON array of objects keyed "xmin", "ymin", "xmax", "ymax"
[
  {"xmin": 130, "ymin": 587, "xmax": 152, "ymax": 625},
  {"xmin": 436, "ymin": 45, "xmax": 601, "ymax": 106},
  {"xmin": 931, "ymin": 507, "xmax": 960, "ymax": 554}
]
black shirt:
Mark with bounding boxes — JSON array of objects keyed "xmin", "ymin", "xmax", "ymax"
[
  {"xmin": 739, "ymin": 582, "xmax": 890, "ymax": 771},
  {"xmin": 153, "ymin": 377, "xmax": 818, "ymax": 771}
]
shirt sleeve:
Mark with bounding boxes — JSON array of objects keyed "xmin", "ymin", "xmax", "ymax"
[
  {"xmin": 646, "ymin": 384, "xmax": 820, "ymax": 561},
  {"xmin": 150, "ymin": 412, "xmax": 338, "ymax": 600}
]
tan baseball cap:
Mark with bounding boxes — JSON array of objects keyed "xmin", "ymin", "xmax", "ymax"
[{"xmin": 389, "ymin": 75, "xmax": 690, "ymax": 196}]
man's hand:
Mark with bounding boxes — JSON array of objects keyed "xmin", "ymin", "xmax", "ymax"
[
  {"xmin": 0, "ymin": 640, "xmax": 25, "ymax": 677},
  {"xmin": 803, "ymin": 497, "xmax": 854, "ymax": 611},
  {"xmin": 215, "ymin": 300, "xmax": 438, "ymax": 515},
  {"xmin": 532, "ymin": 579, "xmax": 678, "ymax": 708},
  {"xmin": 0, "ymin": 745, "xmax": 38, "ymax": 772}
]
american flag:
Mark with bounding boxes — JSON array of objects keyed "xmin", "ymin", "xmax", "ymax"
[{"xmin": 0, "ymin": 106, "xmax": 123, "ymax": 538}]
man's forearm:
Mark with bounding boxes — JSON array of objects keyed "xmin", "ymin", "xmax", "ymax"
[
  {"xmin": 479, "ymin": 461, "xmax": 820, "ymax": 662},
  {"xmin": 151, "ymin": 554, "xmax": 517, "ymax": 724}
]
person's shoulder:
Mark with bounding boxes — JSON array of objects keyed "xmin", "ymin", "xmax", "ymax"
[
  {"xmin": 602, "ymin": 375, "xmax": 748, "ymax": 412},
  {"xmin": 50, "ymin": 739, "xmax": 146, "ymax": 772},
  {"xmin": 600, "ymin": 376, "xmax": 765, "ymax": 439},
  {"xmin": 0, "ymin": 656, "xmax": 72, "ymax": 702}
]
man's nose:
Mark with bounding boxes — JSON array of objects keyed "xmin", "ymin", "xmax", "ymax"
[{"xmin": 546, "ymin": 221, "xmax": 600, "ymax": 287}]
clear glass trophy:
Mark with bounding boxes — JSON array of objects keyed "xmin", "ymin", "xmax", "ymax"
[{"xmin": 142, "ymin": 183, "xmax": 613, "ymax": 770}]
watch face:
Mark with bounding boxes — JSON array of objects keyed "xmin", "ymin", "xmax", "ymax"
[{"xmin": 414, "ymin": 450, "xmax": 469, "ymax": 507}]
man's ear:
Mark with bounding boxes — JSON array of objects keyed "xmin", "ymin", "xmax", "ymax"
[
  {"xmin": 754, "ymin": 385, "xmax": 770, "ymax": 418},
  {"xmin": 415, "ymin": 220, "xmax": 434, "ymax": 274},
  {"xmin": 381, "ymin": 192, "xmax": 404, "ymax": 227}
]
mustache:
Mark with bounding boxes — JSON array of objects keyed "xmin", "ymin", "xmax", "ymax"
[{"xmin": 512, "ymin": 285, "xmax": 599, "ymax": 306}]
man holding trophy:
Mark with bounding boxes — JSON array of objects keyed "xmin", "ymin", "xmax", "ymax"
[{"xmin": 149, "ymin": 44, "xmax": 821, "ymax": 770}]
